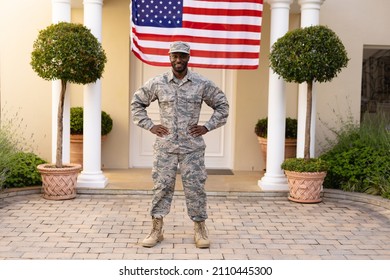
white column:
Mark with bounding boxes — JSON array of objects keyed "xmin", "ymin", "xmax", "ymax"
[
  {"xmin": 259, "ymin": 0, "xmax": 292, "ymax": 191},
  {"xmin": 296, "ymin": 0, "xmax": 325, "ymax": 158},
  {"xmin": 51, "ymin": 0, "xmax": 71, "ymax": 164},
  {"xmin": 77, "ymin": 0, "xmax": 108, "ymax": 188}
]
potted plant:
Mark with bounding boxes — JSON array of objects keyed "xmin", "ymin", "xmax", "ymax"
[
  {"xmin": 30, "ymin": 22, "xmax": 107, "ymax": 200},
  {"xmin": 281, "ymin": 158, "xmax": 329, "ymax": 203},
  {"xmin": 255, "ymin": 117, "xmax": 297, "ymax": 166},
  {"xmin": 70, "ymin": 107, "xmax": 113, "ymax": 166},
  {"xmin": 269, "ymin": 25, "xmax": 349, "ymax": 203}
]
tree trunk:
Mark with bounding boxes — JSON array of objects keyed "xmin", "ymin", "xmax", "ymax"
[
  {"xmin": 304, "ymin": 81, "xmax": 313, "ymax": 160},
  {"xmin": 56, "ymin": 80, "xmax": 67, "ymax": 168}
]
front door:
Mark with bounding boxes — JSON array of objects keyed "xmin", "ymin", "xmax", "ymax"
[{"xmin": 129, "ymin": 55, "xmax": 234, "ymax": 169}]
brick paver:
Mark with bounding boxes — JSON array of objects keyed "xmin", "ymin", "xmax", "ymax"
[{"xmin": 0, "ymin": 191, "xmax": 390, "ymax": 260}]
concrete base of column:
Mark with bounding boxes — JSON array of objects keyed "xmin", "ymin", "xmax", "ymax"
[
  {"xmin": 258, "ymin": 174, "xmax": 288, "ymax": 191},
  {"xmin": 77, "ymin": 171, "xmax": 108, "ymax": 188}
]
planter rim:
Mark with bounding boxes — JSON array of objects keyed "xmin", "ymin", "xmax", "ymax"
[
  {"xmin": 284, "ymin": 170, "xmax": 327, "ymax": 179},
  {"xmin": 70, "ymin": 134, "xmax": 108, "ymax": 139},
  {"xmin": 37, "ymin": 163, "xmax": 82, "ymax": 173},
  {"xmin": 284, "ymin": 170, "xmax": 327, "ymax": 175},
  {"xmin": 257, "ymin": 136, "xmax": 297, "ymax": 144}
]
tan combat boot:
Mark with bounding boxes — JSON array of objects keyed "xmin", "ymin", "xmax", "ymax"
[
  {"xmin": 194, "ymin": 221, "xmax": 210, "ymax": 248},
  {"xmin": 141, "ymin": 217, "xmax": 164, "ymax": 247}
]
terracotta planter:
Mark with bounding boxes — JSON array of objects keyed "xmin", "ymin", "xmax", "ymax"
[
  {"xmin": 37, "ymin": 163, "xmax": 82, "ymax": 200},
  {"xmin": 70, "ymin": 134, "xmax": 83, "ymax": 166},
  {"xmin": 70, "ymin": 134, "xmax": 107, "ymax": 167},
  {"xmin": 258, "ymin": 137, "xmax": 297, "ymax": 165},
  {"xmin": 285, "ymin": 170, "xmax": 326, "ymax": 203}
]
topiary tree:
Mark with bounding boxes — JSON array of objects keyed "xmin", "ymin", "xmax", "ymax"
[
  {"xmin": 269, "ymin": 25, "xmax": 349, "ymax": 161},
  {"xmin": 31, "ymin": 22, "xmax": 107, "ymax": 168}
]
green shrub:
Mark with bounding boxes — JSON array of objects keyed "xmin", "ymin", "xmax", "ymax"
[
  {"xmin": 320, "ymin": 112, "xmax": 390, "ymax": 198},
  {"xmin": 0, "ymin": 127, "xmax": 17, "ymax": 190},
  {"xmin": 254, "ymin": 117, "xmax": 297, "ymax": 138},
  {"xmin": 70, "ymin": 107, "xmax": 113, "ymax": 136},
  {"xmin": 101, "ymin": 111, "xmax": 113, "ymax": 136},
  {"xmin": 4, "ymin": 152, "xmax": 47, "ymax": 188},
  {"xmin": 321, "ymin": 142, "xmax": 389, "ymax": 193},
  {"xmin": 1, "ymin": 107, "xmax": 46, "ymax": 190},
  {"xmin": 70, "ymin": 107, "xmax": 83, "ymax": 135},
  {"xmin": 281, "ymin": 158, "xmax": 329, "ymax": 172}
]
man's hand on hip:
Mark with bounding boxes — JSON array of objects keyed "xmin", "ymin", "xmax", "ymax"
[
  {"xmin": 150, "ymin": 125, "xmax": 169, "ymax": 137},
  {"xmin": 189, "ymin": 125, "xmax": 208, "ymax": 137}
]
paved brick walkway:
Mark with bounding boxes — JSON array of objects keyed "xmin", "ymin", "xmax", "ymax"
[{"xmin": 1, "ymin": 190, "xmax": 390, "ymax": 260}]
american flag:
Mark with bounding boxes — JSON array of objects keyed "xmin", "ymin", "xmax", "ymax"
[{"xmin": 131, "ymin": 0, "xmax": 263, "ymax": 69}]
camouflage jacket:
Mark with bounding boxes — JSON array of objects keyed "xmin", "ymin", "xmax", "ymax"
[{"xmin": 131, "ymin": 70, "xmax": 229, "ymax": 153}]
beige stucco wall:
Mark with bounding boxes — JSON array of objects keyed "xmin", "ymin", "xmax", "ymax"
[
  {"xmin": 0, "ymin": 0, "xmax": 51, "ymax": 160},
  {"xmin": 1, "ymin": 0, "xmax": 390, "ymax": 172}
]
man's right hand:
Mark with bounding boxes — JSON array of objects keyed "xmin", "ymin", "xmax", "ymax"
[{"xmin": 150, "ymin": 125, "xmax": 169, "ymax": 137}]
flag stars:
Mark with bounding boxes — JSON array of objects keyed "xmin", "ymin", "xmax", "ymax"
[{"xmin": 133, "ymin": 0, "xmax": 183, "ymax": 27}]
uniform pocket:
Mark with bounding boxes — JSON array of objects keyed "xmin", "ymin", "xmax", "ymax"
[
  {"xmin": 158, "ymin": 94, "xmax": 175, "ymax": 125},
  {"xmin": 185, "ymin": 94, "xmax": 202, "ymax": 119}
]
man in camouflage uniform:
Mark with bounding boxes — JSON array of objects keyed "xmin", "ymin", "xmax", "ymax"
[{"xmin": 131, "ymin": 41, "xmax": 229, "ymax": 248}]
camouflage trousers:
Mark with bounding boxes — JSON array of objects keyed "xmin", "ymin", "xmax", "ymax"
[{"xmin": 150, "ymin": 149, "xmax": 208, "ymax": 222}]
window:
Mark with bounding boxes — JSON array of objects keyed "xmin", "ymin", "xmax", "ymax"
[{"xmin": 361, "ymin": 46, "xmax": 390, "ymax": 120}]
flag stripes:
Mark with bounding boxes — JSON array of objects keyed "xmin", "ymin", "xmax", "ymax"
[{"xmin": 131, "ymin": 0, "xmax": 263, "ymax": 69}]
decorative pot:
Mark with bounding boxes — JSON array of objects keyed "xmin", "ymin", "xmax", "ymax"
[
  {"xmin": 70, "ymin": 134, "xmax": 107, "ymax": 167},
  {"xmin": 70, "ymin": 134, "xmax": 83, "ymax": 166},
  {"xmin": 284, "ymin": 170, "xmax": 326, "ymax": 203},
  {"xmin": 258, "ymin": 137, "xmax": 297, "ymax": 165},
  {"xmin": 37, "ymin": 163, "xmax": 82, "ymax": 200}
]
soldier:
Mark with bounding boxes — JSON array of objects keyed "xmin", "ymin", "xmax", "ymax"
[{"xmin": 131, "ymin": 41, "xmax": 229, "ymax": 248}]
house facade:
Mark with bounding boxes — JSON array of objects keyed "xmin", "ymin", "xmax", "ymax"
[{"xmin": 1, "ymin": 0, "xmax": 389, "ymax": 190}]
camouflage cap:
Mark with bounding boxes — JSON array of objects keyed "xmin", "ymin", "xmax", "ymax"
[{"xmin": 168, "ymin": 41, "xmax": 190, "ymax": 54}]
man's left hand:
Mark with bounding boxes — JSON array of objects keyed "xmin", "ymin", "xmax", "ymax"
[{"xmin": 189, "ymin": 125, "xmax": 208, "ymax": 137}]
